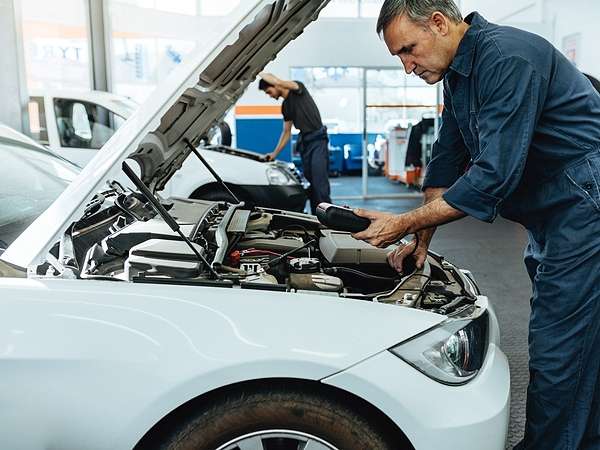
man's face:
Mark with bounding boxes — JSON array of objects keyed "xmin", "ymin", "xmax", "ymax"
[
  {"xmin": 264, "ymin": 86, "xmax": 282, "ymax": 100},
  {"xmin": 383, "ymin": 13, "xmax": 452, "ymax": 84}
]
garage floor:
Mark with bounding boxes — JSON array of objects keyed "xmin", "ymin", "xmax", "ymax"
[{"xmin": 331, "ymin": 176, "xmax": 530, "ymax": 448}]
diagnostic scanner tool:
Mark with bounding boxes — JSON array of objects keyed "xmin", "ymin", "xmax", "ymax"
[{"xmin": 315, "ymin": 203, "xmax": 371, "ymax": 233}]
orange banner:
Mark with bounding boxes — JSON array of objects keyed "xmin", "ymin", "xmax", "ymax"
[{"xmin": 235, "ymin": 105, "xmax": 282, "ymax": 116}]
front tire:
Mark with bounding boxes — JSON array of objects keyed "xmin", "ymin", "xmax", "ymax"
[{"xmin": 152, "ymin": 386, "xmax": 401, "ymax": 450}]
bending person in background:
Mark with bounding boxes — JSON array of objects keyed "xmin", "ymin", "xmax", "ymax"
[{"xmin": 258, "ymin": 72, "xmax": 331, "ymax": 213}]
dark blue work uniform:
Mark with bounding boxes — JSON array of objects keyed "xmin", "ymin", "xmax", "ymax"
[
  {"xmin": 423, "ymin": 12, "xmax": 600, "ymax": 449},
  {"xmin": 282, "ymin": 81, "xmax": 331, "ymax": 213}
]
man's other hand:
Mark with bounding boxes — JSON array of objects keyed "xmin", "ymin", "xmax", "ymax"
[
  {"xmin": 387, "ymin": 239, "xmax": 428, "ymax": 273},
  {"xmin": 351, "ymin": 208, "xmax": 410, "ymax": 248}
]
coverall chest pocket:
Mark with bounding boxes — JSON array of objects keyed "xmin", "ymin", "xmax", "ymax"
[{"xmin": 565, "ymin": 152, "xmax": 600, "ymax": 212}]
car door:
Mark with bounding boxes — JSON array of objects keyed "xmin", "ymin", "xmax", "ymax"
[{"xmin": 51, "ymin": 98, "xmax": 126, "ymax": 167}]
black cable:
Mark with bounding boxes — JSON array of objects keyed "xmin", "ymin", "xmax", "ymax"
[{"xmin": 265, "ymin": 239, "xmax": 317, "ymax": 268}]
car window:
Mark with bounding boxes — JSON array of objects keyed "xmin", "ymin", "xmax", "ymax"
[
  {"xmin": 0, "ymin": 141, "xmax": 78, "ymax": 253},
  {"xmin": 28, "ymin": 97, "xmax": 49, "ymax": 145},
  {"xmin": 54, "ymin": 98, "xmax": 127, "ymax": 150}
]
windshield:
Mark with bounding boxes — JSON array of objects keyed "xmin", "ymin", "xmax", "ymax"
[{"xmin": 0, "ymin": 141, "xmax": 78, "ymax": 253}]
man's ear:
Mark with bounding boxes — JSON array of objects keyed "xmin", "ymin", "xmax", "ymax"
[{"xmin": 429, "ymin": 11, "xmax": 450, "ymax": 35}]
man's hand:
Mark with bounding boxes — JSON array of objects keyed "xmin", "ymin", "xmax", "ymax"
[
  {"xmin": 387, "ymin": 238, "xmax": 428, "ymax": 273},
  {"xmin": 351, "ymin": 208, "xmax": 411, "ymax": 248},
  {"xmin": 259, "ymin": 72, "xmax": 279, "ymax": 86},
  {"xmin": 263, "ymin": 151, "xmax": 276, "ymax": 162}
]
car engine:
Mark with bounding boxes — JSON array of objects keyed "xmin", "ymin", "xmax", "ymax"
[{"xmin": 44, "ymin": 192, "xmax": 478, "ymax": 315}]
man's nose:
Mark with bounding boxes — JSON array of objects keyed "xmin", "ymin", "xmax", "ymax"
[{"xmin": 399, "ymin": 55, "xmax": 415, "ymax": 74}]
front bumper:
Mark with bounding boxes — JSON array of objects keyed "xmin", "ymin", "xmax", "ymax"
[
  {"xmin": 240, "ymin": 184, "xmax": 308, "ymax": 212},
  {"xmin": 322, "ymin": 321, "xmax": 510, "ymax": 449}
]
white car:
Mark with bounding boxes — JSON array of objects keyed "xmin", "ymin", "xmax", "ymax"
[
  {"xmin": 0, "ymin": 2, "xmax": 510, "ymax": 450},
  {"xmin": 27, "ymin": 90, "xmax": 308, "ymax": 211},
  {"xmin": 27, "ymin": 89, "xmax": 137, "ymax": 165}
]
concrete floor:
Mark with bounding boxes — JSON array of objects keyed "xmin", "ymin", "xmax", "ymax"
[{"xmin": 331, "ymin": 176, "xmax": 530, "ymax": 448}]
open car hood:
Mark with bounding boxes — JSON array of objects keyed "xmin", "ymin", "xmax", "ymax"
[{"xmin": 1, "ymin": 0, "xmax": 329, "ymax": 270}]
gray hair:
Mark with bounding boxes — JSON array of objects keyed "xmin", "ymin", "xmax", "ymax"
[{"xmin": 376, "ymin": 0, "xmax": 463, "ymax": 36}]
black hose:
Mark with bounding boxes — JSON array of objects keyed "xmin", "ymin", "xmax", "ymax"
[{"xmin": 324, "ymin": 266, "xmax": 399, "ymax": 283}]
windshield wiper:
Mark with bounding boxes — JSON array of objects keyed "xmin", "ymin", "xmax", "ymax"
[{"xmin": 121, "ymin": 161, "xmax": 219, "ymax": 279}]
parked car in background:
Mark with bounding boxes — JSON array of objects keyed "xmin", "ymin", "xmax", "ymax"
[
  {"xmin": 0, "ymin": 2, "xmax": 509, "ymax": 449},
  {"xmin": 27, "ymin": 90, "xmax": 308, "ymax": 211},
  {"xmin": 27, "ymin": 89, "xmax": 137, "ymax": 166}
]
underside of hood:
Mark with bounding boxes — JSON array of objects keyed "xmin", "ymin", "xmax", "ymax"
[{"xmin": 130, "ymin": 0, "xmax": 330, "ymax": 192}]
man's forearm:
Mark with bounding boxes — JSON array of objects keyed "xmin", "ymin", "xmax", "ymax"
[
  {"xmin": 414, "ymin": 188, "xmax": 446, "ymax": 246},
  {"xmin": 273, "ymin": 131, "xmax": 291, "ymax": 155},
  {"xmin": 406, "ymin": 189, "xmax": 465, "ymax": 235}
]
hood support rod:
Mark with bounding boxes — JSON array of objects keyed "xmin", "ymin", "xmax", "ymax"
[{"xmin": 183, "ymin": 137, "xmax": 241, "ymax": 204}]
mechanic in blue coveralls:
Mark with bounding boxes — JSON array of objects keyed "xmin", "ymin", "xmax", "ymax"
[
  {"xmin": 352, "ymin": 1, "xmax": 600, "ymax": 449},
  {"xmin": 258, "ymin": 72, "xmax": 331, "ymax": 213}
]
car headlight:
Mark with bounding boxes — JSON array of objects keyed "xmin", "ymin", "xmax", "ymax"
[
  {"xmin": 389, "ymin": 310, "xmax": 488, "ymax": 385},
  {"xmin": 266, "ymin": 166, "xmax": 295, "ymax": 185}
]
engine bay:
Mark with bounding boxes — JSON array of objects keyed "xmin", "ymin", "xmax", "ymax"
[{"xmin": 41, "ymin": 190, "xmax": 478, "ymax": 315}]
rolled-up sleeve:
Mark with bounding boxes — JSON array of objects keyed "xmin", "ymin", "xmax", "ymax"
[
  {"xmin": 443, "ymin": 56, "xmax": 543, "ymax": 222},
  {"xmin": 422, "ymin": 82, "xmax": 470, "ymax": 189}
]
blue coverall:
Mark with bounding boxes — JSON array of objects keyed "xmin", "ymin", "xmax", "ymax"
[{"xmin": 422, "ymin": 12, "xmax": 600, "ymax": 449}]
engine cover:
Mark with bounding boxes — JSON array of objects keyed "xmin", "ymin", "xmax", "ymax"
[{"xmin": 125, "ymin": 239, "xmax": 205, "ymax": 280}]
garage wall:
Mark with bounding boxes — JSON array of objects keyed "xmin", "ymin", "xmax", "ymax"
[
  {"xmin": 460, "ymin": 0, "xmax": 544, "ymax": 22},
  {"xmin": 542, "ymin": 0, "xmax": 600, "ymax": 78}
]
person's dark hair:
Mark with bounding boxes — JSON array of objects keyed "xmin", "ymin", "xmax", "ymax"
[
  {"xmin": 258, "ymin": 79, "xmax": 274, "ymax": 91},
  {"xmin": 376, "ymin": 0, "xmax": 463, "ymax": 36},
  {"xmin": 584, "ymin": 73, "xmax": 600, "ymax": 94}
]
